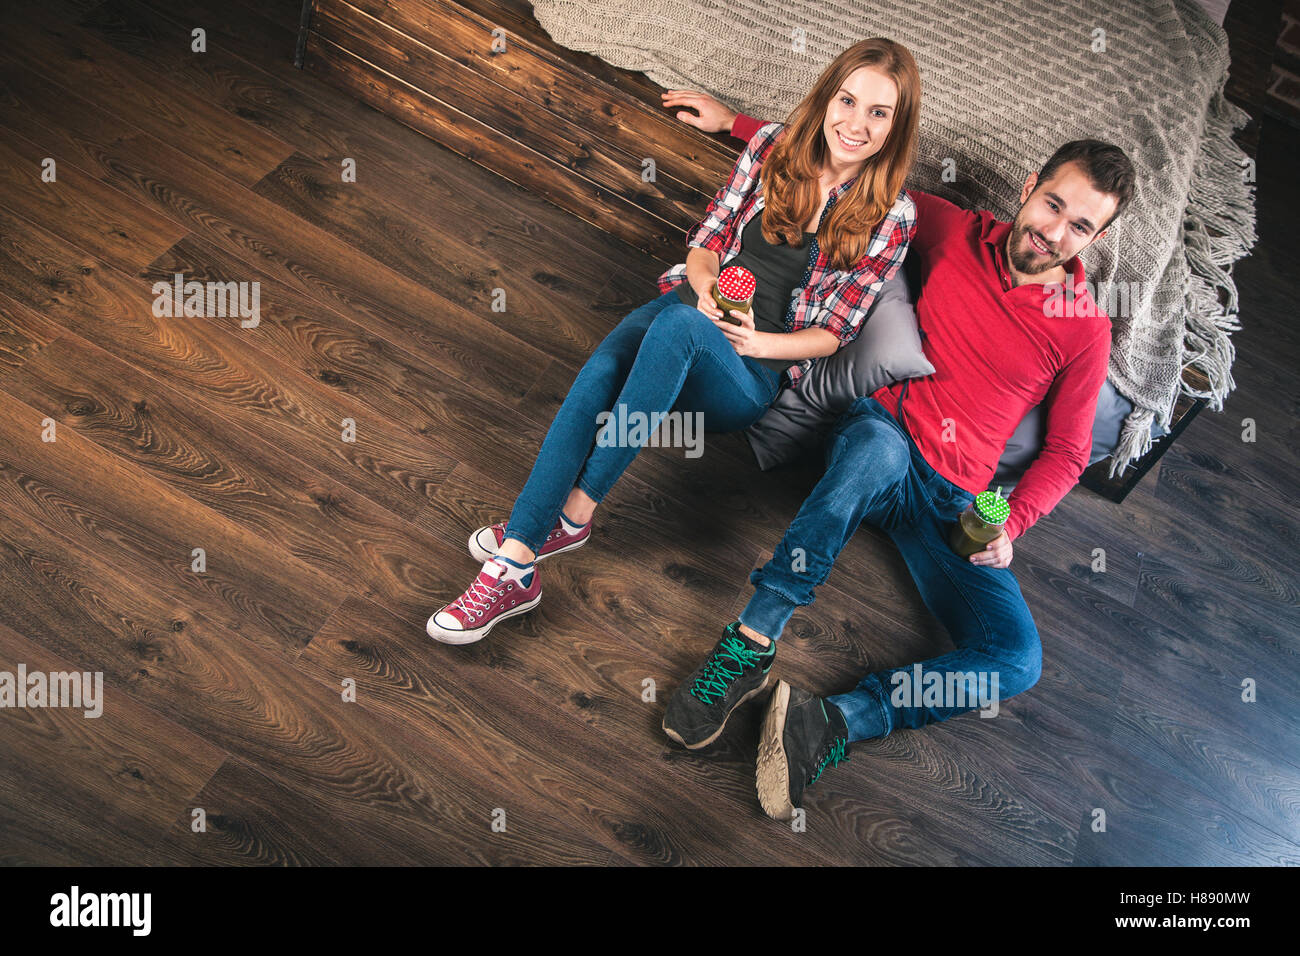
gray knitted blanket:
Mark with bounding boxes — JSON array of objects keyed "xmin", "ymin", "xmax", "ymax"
[{"xmin": 531, "ymin": 0, "xmax": 1256, "ymax": 473}]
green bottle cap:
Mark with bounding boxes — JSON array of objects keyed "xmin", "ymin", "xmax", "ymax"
[{"xmin": 974, "ymin": 488, "xmax": 1010, "ymax": 525}]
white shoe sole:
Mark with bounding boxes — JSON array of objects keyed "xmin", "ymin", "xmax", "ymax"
[
  {"xmin": 467, "ymin": 525, "xmax": 589, "ymax": 564},
  {"xmin": 756, "ymin": 680, "xmax": 797, "ymax": 820},
  {"xmin": 426, "ymin": 592, "xmax": 542, "ymax": 645}
]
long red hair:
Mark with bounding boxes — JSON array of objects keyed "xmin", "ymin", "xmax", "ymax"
[{"xmin": 760, "ymin": 38, "xmax": 921, "ymax": 270}]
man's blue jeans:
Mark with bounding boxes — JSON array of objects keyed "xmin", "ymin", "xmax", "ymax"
[
  {"xmin": 505, "ymin": 290, "xmax": 782, "ymax": 553},
  {"xmin": 739, "ymin": 397, "xmax": 1043, "ymax": 742}
]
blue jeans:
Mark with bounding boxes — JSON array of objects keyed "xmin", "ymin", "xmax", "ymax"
[
  {"xmin": 505, "ymin": 291, "xmax": 782, "ymax": 553},
  {"xmin": 739, "ymin": 397, "xmax": 1042, "ymax": 742}
]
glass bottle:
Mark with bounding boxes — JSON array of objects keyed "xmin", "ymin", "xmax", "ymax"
[
  {"xmin": 950, "ymin": 488, "xmax": 1010, "ymax": 558},
  {"xmin": 712, "ymin": 265, "xmax": 755, "ymax": 325}
]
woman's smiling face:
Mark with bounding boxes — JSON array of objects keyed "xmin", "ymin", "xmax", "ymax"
[{"xmin": 822, "ymin": 65, "xmax": 898, "ymax": 174}]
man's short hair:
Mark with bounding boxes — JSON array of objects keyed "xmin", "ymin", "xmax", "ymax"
[{"xmin": 1036, "ymin": 140, "xmax": 1136, "ymax": 231}]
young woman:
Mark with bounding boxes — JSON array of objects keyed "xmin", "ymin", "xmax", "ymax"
[{"xmin": 428, "ymin": 38, "xmax": 922, "ymax": 644}]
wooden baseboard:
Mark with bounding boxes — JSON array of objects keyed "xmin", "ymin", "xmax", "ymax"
[{"xmin": 295, "ymin": 0, "xmax": 735, "ymax": 262}]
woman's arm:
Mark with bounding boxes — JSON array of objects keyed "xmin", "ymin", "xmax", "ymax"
[
  {"xmin": 684, "ymin": 246, "xmax": 721, "ymax": 301},
  {"xmin": 658, "ymin": 122, "xmax": 783, "ymax": 298},
  {"xmin": 660, "ymin": 90, "xmax": 740, "ymax": 136},
  {"xmin": 686, "ymin": 122, "xmax": 783, "ymax": 257},
  {"xmin": 758, "ymin": 326, "xmax": 839, "ymax": 360},
  {"xmin": 715, "ymin": 312, "xmax": 839, "ymax": 361}
]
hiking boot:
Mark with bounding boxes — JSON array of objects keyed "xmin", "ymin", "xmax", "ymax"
[
  {"xmin": 662, "ymin": 622, "xmax": 776, "ymax": 749},
  {"xmin": 756, "ymin": 680, "xmax": 850, "ymax": 820},
  {"xmin": 426, "ymin": 557, "xmax": 541, "ymax": 645}
]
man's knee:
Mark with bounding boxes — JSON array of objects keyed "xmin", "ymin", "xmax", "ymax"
[
  {"xmin": 994, "ymin": 609, "xmax": 1042, "ymax": 699},
  {"xmin": 825, "ymin": 409, "xmax": 910, "ymax": 493}
]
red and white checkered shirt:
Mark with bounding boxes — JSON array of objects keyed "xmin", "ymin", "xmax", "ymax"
[{"xmin": 658, "ymin": 121, "xmax": 916, "ymax": 388}]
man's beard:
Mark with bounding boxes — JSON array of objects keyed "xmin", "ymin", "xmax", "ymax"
[{"xmin": 1007, "ymin": 218, "xmax": 1065, "ymax": 275}]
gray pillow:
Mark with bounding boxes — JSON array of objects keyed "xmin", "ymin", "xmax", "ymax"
[{"xmin": 744, "ymin": 264, "xmax": 934, "ymax": 469}]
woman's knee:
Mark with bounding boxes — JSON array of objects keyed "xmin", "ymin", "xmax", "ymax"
[
  {"xmin": 644, "ymin": 303, "xmax": 712, "ymax": 347},
  {"xmin": 592, "ymin": 297, "xmax": 674, "ymax": 362},
  {"xmin": 576, "ymin": 346, "xmax": 629, "ymax": 386}
]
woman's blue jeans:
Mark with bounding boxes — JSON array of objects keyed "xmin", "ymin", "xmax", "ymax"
[
  {"xmin": 739, "ymin": 396, "xmax": 1043, "ymax": 742},
  {"xmin": 504, "ymin": 291, "xmax": 782, "ymax": 553}
]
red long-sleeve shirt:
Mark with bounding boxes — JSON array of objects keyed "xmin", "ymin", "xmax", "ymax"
[{"xmin": 732, "ymin": 113, "xmax": 1111, "ymax": 540}]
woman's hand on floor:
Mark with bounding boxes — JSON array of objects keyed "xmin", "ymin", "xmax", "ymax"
[
  {"xmin": 661, "ymin": 89, "xmax": 738, "ymax": 134},
  {"xmin": 969, "ymin": 531, "xmax": 1013, "ymax": 569}
]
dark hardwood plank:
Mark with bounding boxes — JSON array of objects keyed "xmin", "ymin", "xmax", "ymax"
[
  {"xmin": 451, "ymin": 0, "xmax": 742, "ymax": 158},
  {"xmin": 0, "ymin": 133, "xmax": 189, "ymax": 276},
  {"xmin": 154, "ymin": 754, "xmax": 622, "ymax": 865},
  {"xmin": 0, "ymin": 2, "xmax": 295, "ymax": 186},
  {"xmin": 298, "ymin": 594, "xmax": 847, "ymax": 865},
  {"xmin": 0, "ymin": 521, "xmax": 611, "ymax": 865},
  {"xmin": 3, "ymin": 331, "xmax": 469, "ymax": 626},
  {"xmin": 302, "ymin": 32, "xmax": 683, "ymax": 259},
  {"xmin": 0, "ymin": 620, "xmax": 227, "ymax": 866},
  {"xmin": 0, "ymin": 381, "xmax": 344, "ymax": 658},
  {"xmin": 0, "ymin": 201, "xmax": 455, "ymax": 522},
  {"xmin": 144, "ymin": 231, "xmax": 549, "ymax": 416},
  {"xmin": 76, "ymin": 0, "xmax": 676, "ymax": 375},
  {"xmin": 341, "ymin": 0, "xmax": 735, "ymax": 194},
  {"xmin": 316, "ymin": 0, "xmax": 722, "ymax": 210},
  {"xmin": 1021, "ymin": 551, "xmax": 1299, "ymax": 831},
  {"xmin": 0, "ymin": 62, "xmax": 581, "ymax": 408},
  {"xmin": 1066, "ymin": 729, "xmax": 1300, "ymax": 867},
  {"xmin": 119, "ymin": 0, "xmax": 675, "ymax": 277},
  {"xmin": 249, "ymin": 150, "xmax": 622, "ymax": 370},
  {"xmin": 0, "ymin": 291, "xmax": 64, "ymax": 374}
]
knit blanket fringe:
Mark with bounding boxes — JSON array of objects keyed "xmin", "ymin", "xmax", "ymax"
[{"xmin": 1110, "ymin": 83, "xmax": 1256, "ymax": 477}]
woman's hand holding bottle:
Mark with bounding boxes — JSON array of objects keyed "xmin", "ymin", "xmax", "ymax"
[
  {"xmin": 714, "ymin": 306, "xmax": 761, "ymax": 356},
  {"xmin": 693, "ymin": 286, "xmax": 724, "ymax": 320}
]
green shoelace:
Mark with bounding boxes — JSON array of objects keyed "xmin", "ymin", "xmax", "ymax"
[
  {"xmin": 690, "ymin": 632, "xmax": 765, "ymax": 705},
  {"xmin": 810, "ymin": 736, "xmax": 849, "ymax": 784}
]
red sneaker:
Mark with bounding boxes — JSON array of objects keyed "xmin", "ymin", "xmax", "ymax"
[
  {"xmin": 468, "ymin": 515, "xmax": 590, "ymax": 564},
  {"xmin": 426, "ymin": 558, "xmax": 542, "ymax": 645}
]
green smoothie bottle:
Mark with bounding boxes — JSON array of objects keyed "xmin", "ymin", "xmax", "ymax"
[{"xmin": 949, "ymin": 487, "xmax": 1010, "ymax": 557}]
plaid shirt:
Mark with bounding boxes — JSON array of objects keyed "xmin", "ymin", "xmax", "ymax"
[{"xmin": 657, "ymin": 121, "xmax": 916, "ymax": 388}]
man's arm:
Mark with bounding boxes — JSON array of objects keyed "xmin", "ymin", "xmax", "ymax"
[
  {"xmin": 1003, "ymin": 332, "xmax": 1111, "ymax": 541},
  {"xmin": 730, "ymin": 111, "xmax": 766, "ymax": 144}
]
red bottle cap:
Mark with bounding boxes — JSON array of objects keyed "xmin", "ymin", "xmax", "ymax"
[{"xmin": 717, "ymin": 266, "xmax": 756, "ymax": 301}]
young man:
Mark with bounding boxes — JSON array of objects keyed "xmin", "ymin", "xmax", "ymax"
[{"xmin": 659, "ymin": 92, "xmax": 1135, "ymax": 820}]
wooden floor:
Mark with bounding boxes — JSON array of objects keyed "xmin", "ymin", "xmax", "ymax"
[{"xmin": 0, "ymin": 0, "xmax": 1296, "ymax": 866}]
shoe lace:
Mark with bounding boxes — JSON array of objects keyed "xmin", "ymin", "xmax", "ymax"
[
  {"xmin": 690, "ymin": 634, "xmax": 763, "ymax": 705},
  {"xmin": 809, "ymin": 736, "xmax": 848, "ymax": 784},
  {"xmin": 454, "ymin": 573, "xmax": 503, "ymax": 616}
]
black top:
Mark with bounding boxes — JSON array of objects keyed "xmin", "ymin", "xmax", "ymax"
[{"xmin": 676, "ymin": 209, "xmax": 816, "ymax": 375}]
